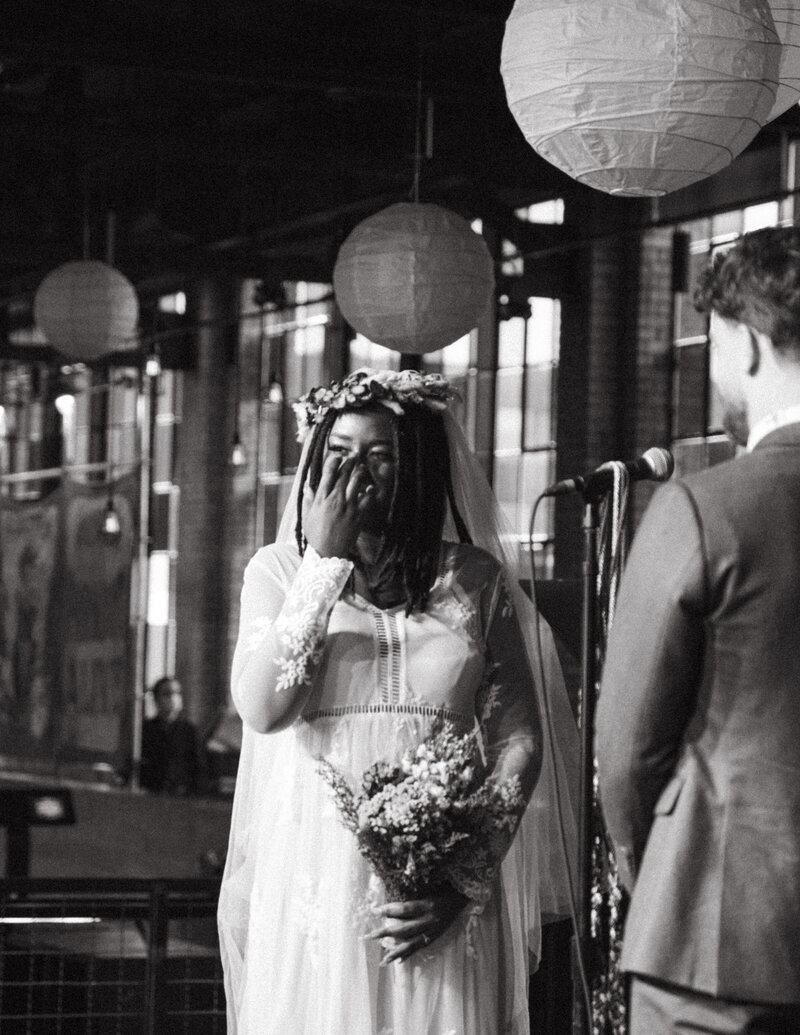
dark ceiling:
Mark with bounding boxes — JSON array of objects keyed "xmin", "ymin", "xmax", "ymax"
[{"xmin": 2, "ymin": 0, "xmax": 799, "ymax": 313}]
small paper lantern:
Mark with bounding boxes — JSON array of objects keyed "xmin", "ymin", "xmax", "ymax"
[
  {"xmin": 333, "ymin": 203, "xmax": 495, "ymax": 354},
  {"xmin": 500, "ymin": 0, "xmax": 781, "ymax": 197},
  {"xmin": 34, "ymin": 260, "xmax": 139, "ymax": 361}
]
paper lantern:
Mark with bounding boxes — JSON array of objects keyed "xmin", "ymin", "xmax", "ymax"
[
  {"xmin": 333, "ymin": 203, "xmax": 495, "ymax": 354},
  {"xmin": 34, "ymin": 260, "xmax": 139, "ymax": 361},
  {"xmin": 767, "ymin": 5, "xmax": 800, "ymax": 119},
  {"xmin": 500, "ymin": 0, "xmax": 781, "ymax": 197}
]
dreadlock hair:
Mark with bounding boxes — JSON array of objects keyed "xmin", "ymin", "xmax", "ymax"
[{"xmin": 294, "ymin": 402, "xmax": 471, "ymax": 615}]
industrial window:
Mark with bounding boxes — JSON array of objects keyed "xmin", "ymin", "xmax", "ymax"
[{"xmin": 493, "ymin": 298, "xmax": 560, "ymax": 581}]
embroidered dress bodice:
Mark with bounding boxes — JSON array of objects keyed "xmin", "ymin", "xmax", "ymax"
[
  {"xmin": 221, "ymin": 538, "xmax": 548, "ymax": 1035},
  {"xmin": 305, "ymin": 573, "xmax": 485, "ymax": 727},
  {"xmin": 231, "ymin": 540, "xmax": 530, "ymax": 745}
]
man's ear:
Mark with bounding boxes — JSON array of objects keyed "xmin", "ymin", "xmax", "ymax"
[{"xmin": 745, "ymin": 327, "xmax": 762, "ymax": 377}]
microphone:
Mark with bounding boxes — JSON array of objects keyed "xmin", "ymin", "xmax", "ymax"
[{"xmin": 543, "ymin": 447, "xmax": 674, "ymax": 499}]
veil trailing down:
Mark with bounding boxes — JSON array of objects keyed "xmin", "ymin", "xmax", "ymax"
[{"xmin": 218, "ymin": 371, "xmax": 578, "ymax": 1035}]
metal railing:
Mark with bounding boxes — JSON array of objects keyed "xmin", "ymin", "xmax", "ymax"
[{"xmin": 0, "ymin": 878, "xmax": 225, "ymax": 1034}]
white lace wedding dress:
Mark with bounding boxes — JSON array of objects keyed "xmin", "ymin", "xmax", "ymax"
[{"xmin": 218, "ymin": 539, "xmax": 574, "ymax": 1035}]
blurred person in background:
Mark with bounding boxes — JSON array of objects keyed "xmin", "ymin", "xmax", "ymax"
[{"xmin": 140, "ymin": 675, "xmax": 201, "ymax": 795}]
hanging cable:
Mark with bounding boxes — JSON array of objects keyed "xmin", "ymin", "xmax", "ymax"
[{"xmin": 527, "ymin": 494, "xmax": 593, "ymax": 1029}]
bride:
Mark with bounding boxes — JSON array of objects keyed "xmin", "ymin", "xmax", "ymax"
[{"xmin": 218, "ymin": 368, "xmax": 577, "ymax": 1035}]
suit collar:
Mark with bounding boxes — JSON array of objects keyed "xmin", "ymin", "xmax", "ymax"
[
  {"xmin": 748, "ymin": 405, "xmax": 800, "ymax": 450},
  {"xmin": 751, "ymin": 420, "xmax": 800, "ymax": 451}
]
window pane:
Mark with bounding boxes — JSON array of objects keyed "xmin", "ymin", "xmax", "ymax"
[
  {"xmin": 673, "ymin": 294, "xmax": 699, "ymax": 343},
  {"xmin": 151, "ymin": 422, "xmax": 173, "ymax": 483},
  {"xmin": 676, "ymin": 249, "xmax": 711, "ymax": 340},
  {"xmin": 711, "ymin": 209, "xmax": 742, "ymax": 240},
  {"xmin": 673, "ymin": 342, "xmax": 708, "ymax": 439},
  {"xmin": 672, "ymin": 435, "xmax": 735, "ymax": 478},
  {"xmin": 494, "ymin": 368, "xmax": 523, "ymax": 451},
  {"xmin": 497, "ymin": 317, "xmax": 525, "ymax": 368},
  {"xmin": 519, "ymin": 450, "xmax": 555, "ymax": 539},
  {"xmin": 681, "ymin": 217, "xmax": 711, "ymax": 248},
  {"xmin": 492, "ymin": 452, "xmax": 520, "ymax": 533},
  {"xmin": 348, "ymin": 334, "xmax": 400, "ymax": 372},
  {"xmin": 293, "ymin": 321, "xmax": 326, "ymax": 359},
  {"xmin": 259, "ymin": 401, "xmax": 282, "ymax": 474},
  {"xmin": 523, "ymin": 365, "xmax": 555, "ymax": 449},
  {"xmin": 422, "ymin": 331, "xmax": 473, "ymax": 377},
  {"xmin": 284, "ymin": 335, "xmax": 326, "ymax": 400},
  {"xmin": 516, "ymin": 199, "xmax": 564, "ymax": 225},
  {"xmin": 526, "ymin": 297, "xmax": 560, "ymax": 364},
  {"xmin": 743, "ymin": 201, "xmax": 779, "ymax": 233}
]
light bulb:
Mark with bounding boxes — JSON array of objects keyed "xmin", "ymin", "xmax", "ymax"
[
  {"xmin": 100, "ymin": 499, "xmax": 122, "ymax": 539},
  {"xmin": 55, "ymin": 394, "xmax": 75, "ymax": 418},
  {"xmin": 230, "ymin": 433, "xmax": 247, "ymax": 468},
  {"xmin": 145, "ymin": 354, "xmax": 161, "ymax": 378}
]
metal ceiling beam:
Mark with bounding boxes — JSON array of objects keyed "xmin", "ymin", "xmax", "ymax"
[{"xmin": 0, "ymin": 2, "xmax": 508, "ymax": 100}]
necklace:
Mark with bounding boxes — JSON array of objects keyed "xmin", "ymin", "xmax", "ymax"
[{"xmin": 351, "ymin": 547, "xmax": 404, "ymax": 608}]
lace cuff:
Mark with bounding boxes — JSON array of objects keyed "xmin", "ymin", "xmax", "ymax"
[
  {"xmin": 445, "ymin": 775, "xmax": 526, "ymax": 903},
  {"xmin": 271, "ymin": 546, "xmax": 353, "ymax": 693}
]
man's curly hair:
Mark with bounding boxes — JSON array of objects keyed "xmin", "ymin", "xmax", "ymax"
[{"xmin": 693, "ymin": 225, "xmax": 800, "ymax": 356}]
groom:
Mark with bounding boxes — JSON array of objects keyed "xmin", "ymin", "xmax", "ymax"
[{"xmin": 596, "ymin": 225, "xmax": 800, "ymax": 1034}]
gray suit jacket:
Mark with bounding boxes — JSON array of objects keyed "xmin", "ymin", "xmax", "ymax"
[{"xmin": 596, "ymin": 422, "xmax": 800, "ymax": 1003}]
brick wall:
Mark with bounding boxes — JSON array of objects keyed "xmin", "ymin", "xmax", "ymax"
[
  {"xmin": 554, "ymin": 232, "xmax": 635, "ymax": 578},
  {"xmin": 628, "ymin": 227, "xmax": 676, "ymax": 523},
  {"xmin": 553, "ymin": 218, "xmax": 679, "ymax": 576}
]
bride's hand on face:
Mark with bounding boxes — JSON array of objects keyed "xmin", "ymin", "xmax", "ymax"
[
  {"xmin": 366, "ymin": 886, "xmax": 470, "ymax": 966},
  {"xmin": 302, "ymin": 453, "xmax": 374, "ymax": 559}
]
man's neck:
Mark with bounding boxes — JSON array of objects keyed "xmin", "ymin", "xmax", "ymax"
[
  {"xmin": 746, "ymin": 345, "xmax": 800, "ymax": 430},
  {"xmin": 747, "ymin": 403, "xmax": 800, "ymax": 451}
]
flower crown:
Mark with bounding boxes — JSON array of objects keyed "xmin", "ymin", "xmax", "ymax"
[{"xmin": 292, "ymin": 367, "xmax": 457, "ymax": 443}]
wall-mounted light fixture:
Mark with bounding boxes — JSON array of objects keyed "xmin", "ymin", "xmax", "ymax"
[
  {"xmin": 229, "ymin": 430, "xmax": 247, "ymax": 468},
  {"xmin": 100, "ymin": 493, "xmax": 122, "ymax": 540},
  {"xmin": 145, "ymin": 351, "xmax": 162, "ymax": 378},
  {"xmin": 230, "ymin": 303, "xmax": 248, "ymax": 468}
]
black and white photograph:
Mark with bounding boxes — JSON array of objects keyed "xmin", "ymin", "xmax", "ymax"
[{"xmin": 1, "ymin": 3, "xmax": 800, "ymax": 1033}]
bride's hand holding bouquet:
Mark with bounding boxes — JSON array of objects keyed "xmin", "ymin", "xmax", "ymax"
[{"xmin": 318, "ymin": 721, "xmax": 525, "ymax": 964}]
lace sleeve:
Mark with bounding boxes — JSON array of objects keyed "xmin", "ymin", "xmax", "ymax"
[
  {"xmin": 231, "ymin": 545, "xmax": 353, "ymax": 734},
  {"xmin": 449, "ymin": 570, "xmax": 544, "ymax": 901}
]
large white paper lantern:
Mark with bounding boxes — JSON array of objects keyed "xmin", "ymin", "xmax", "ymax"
[
  {"xmin": 767, "ymin": 5, "xmax": 800, "ymax": 119},
  {"xmin": 34, "ymin": 260, "xmax": 139, "ymax": 361},
  {"xmin": 500, "ymin": 0, "xmax": 781, "ymax": 197},
  {"xmin": 333, "ymin": 203, "xmax": 495, "ymax": 354}
]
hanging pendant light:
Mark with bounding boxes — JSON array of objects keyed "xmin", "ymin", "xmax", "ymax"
[
  {"xmin": 500, "ymin": 0, "xmax": 782, "ymax": 197},
  {"xmin": 230, "ymin": 430, "xmax": 247, "ymax": 468},
  {"xmin": 767, "ymin": 4, "xmax": 800, "ymax": 120},
  {"xmin": 266, "ymin": 378, "xmax": 284, "ymax": 404},
  {"xmin": 145, "ymin": 351, "xmax": 162, "ymax": 378},
  {"xmin": 230, "ymin": 306, "xmax": 248, "ymax": 468},
  {"xmin": 100, "ymin": 495, "xmax": 123, "ymax": 540},
  {"xmin": 333, "ymin": 68, "xmax": 494, "ymax": 355},
  {"xmin": 332, "ymin": 202, "xmax": 495, "ymax": 354},
  {"xmin": 34, "ymin": 259, "xmax": 140, "ymax": 361}
]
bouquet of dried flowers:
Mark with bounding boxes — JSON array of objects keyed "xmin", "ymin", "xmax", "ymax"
[{"xmin": 318, "ymin": 721, "xmax": 525, "ymax": 902}]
